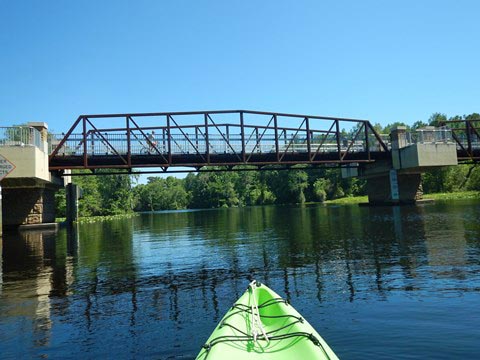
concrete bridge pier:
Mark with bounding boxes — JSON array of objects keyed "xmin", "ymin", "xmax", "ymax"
[
  {"xmin": 362, "ymin": 168, "xmax": 422, "ymax": 205},
  {"xmin": 0, "ymin": 186, "xmax": 3, "ymax": 237},
  {"xmin": 1, "ymin": 178, "xmax": 58, "ymax": 227},
  {"xmin": 66, "ymin": 183, "xmax": 81, "ymax": 224},
  {"xmin": 356, "ymin": 125, "xmax": 457, "ymax": 205},
  {"xmin": 0, "ymin": 122, "xmax": 67, "ymax": 230}
]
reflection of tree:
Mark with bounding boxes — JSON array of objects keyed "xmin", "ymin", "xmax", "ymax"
[
  {"xmin": 422, "ymin": 202, "xmax": 468, "ymax": 278},
  {"xmin": 0, "ymin": 236, "xmax": 2, "ymax": 295},
  {"xmin": 2, "ymin": 202, "xmax": 477, "ymax": 357}
]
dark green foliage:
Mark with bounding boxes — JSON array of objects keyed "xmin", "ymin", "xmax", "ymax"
[
  {"xmin": 134, "ymin": 176, "xmax": 189, "ymax": 211},
  {"xmin": 55, "ymin": 187, "xmax": 66, "ymax": 217},
  {"xmin": 132, "ymin": 167, "xmax": 366, "ymax": 211},
  {"xmin": 69, "ymin": 170, "xmax": 135, "ymax": 217}
]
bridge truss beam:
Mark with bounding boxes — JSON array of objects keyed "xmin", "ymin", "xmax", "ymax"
[
  {"xmin": 444, "ymin": 119, "xmax": 480, "ymax": 161},
  {"xmin": 49, "ymin": 110, "xmax": 390, "ymax": 172}
]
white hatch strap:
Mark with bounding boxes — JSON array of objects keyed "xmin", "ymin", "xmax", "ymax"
[{"xmin": 249, "ymin": 280, "xmax": 270, "ymax": 343}]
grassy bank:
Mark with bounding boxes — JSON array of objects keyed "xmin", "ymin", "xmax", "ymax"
[
  {"xmin": 324, "ymin": 196, "xmax": 368, "ymax": 205},
  {"xmin": 56, "ymin": 213, "xmax": 139, "ymax": 224},
  {"xmin": 322, "ymin": 191, "xmax": 480, "ymax": 205},
  {"xmin": 423, "ymin": 191, "xmax": 480, "ymax": 200}
]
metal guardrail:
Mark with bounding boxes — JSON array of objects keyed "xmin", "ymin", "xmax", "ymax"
[
  {"xmin": 0, "ymin": 126, "xmax": 42, "ymax": 148},
  {"xmin": 406, "ymin": 128, "xmax": 453, "ymax": 144},
  {"xmin": 48, "ymin": 133, "xmax": 373, "ymax": 156}
]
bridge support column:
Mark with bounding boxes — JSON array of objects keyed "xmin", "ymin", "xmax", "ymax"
[
  {"xmin": 66, "ymin": 183, "xmax": 80, "ymax": 224},
  {"xmin": 0, "ymin": 186, "xmax": 3, "ymax": 237},
  {"xmin": 1, "ymin": 179, "xmax": 58, "ymax": 227},
  {"xmin": 365, "ymin": 171, "xmax": 422, "ymax": 205}
]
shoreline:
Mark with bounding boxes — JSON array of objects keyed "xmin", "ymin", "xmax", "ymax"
[
  {"xmin": 56, "ymin": 191, "xmax": 480, "ymax": 223},
  {"xmin": 324, "ymin": 191, "xmax": 480, "ymax": 205}
]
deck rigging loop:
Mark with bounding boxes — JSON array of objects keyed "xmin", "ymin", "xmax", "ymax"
[{"xmin": 249, "ymin": 280, "xmax": 270, "ymax": 343}]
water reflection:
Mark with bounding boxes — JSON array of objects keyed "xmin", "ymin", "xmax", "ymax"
[
  {"xmin": 1, "ymin": 229, "xmax": 57, "ymax": 352},
  {"xmin": 1, "ymin": 202, "xmax": 480, "ymax": 358},
  {"xmin": 0, "ymin": 236, "xmax": 2, "ymax": 295}
]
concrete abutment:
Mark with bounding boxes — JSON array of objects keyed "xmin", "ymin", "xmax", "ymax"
[
  {"xmin": 364, "ymin": 171, "xmax": 422, "ymax": 205},
  {"xmin": 1, "ymin": 179, "xmax": 58, "ymax": 227},
  {"xmin": 0, "ymin": 122, "xmax": 69, "ymax": 232},
  {"xmin": 355, "ymin": 126, "xmax": 457, "ymax": 205}
]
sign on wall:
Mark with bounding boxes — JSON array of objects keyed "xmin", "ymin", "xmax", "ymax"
[
  {"xmin": 389, "ymin": 169, "xmax": 399, "ymax": 201},
  {"xmin": 0, "ymin": 154, "xmax": 15, "ymax": 181}
]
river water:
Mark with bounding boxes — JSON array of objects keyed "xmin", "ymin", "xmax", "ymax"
[{"xmin": 1, "ymin": 201, "xmax": 479, "ymax": 359}]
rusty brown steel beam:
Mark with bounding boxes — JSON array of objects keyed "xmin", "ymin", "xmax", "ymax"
[
  {"xmin": 206, "ymin": 114, "xmax": 242, "ymax": 161},
  {"xmin": 129, "ymin": 116, "xmax": 169, "ymax": 163},
  {"xmin": 204, "ymin": 114, "xmax": 210, "ymax": 164},
  {"xmin": 83, "ymin": 117, "xmax": 88, "ymax": 168},
  {"xmin": 444, "ymin": 119, "xmax": 480, "ymax": 123},
  {"xmin": 76, "ymin": 109, "xmax": 369, "ymax": 122},
  {"xmin": 310, "ymin": 122, "xmax": 336, "ymax": 162},
  {"xmin": 278, "ymin": 117, "xmax": 307, "ymax": 162},
  {"xmin": 341, "ymin": 123, "xmax": 364, "ymax": 161},
  {"xmin": 63, "ymin": 164, "xmax": 359, "ymax": 176},
  {"xmin": 365, "ymin": 121, "xmax": 370, "ymax": 160},
  {"xmin": 49, "ymin": 158, "xmax": 375, "ymax": 171},
  {"xmin": 246, "ymin": 116, "xmax": 275, "ymax": 162},
  {"xmin": 49, "ymin": 115, "xmax": 82, "ymax": 160},
  {"xmin": 366, "ymin": 122, "xmax": 389, "ymax": 152},
  {"xmin": 85, "ymin": 118, "xmax": 128, "ymax": 165},
  {"xmin": 126, "ymin": 116, "xmax": 131, "ymax": 167},
  {"xmin": 169, "ymin": 115, "xmax": 206, "ymax": 162},
  {"xmin": 56, "ymin": 123, "xmax": 342, "ymax": 136},
  {"xmin": 335, "ymin": 120, "xmax": 341, "ymax": 160},
  {"xmin": 49, "ymin": 110, "xmax": 392, "ymax": 172}
]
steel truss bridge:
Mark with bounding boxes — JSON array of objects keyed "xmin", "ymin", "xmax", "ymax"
[{"xmin": 48, "ymin": 110, "xmax": 480, "ymax": 173}]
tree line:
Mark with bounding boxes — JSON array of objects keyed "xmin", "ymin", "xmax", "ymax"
[{"xmin": 56, "ymin": 112, "xmax": 480, "ymax": 216}]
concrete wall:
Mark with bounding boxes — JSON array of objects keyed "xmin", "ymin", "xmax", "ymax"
[
  {"xmin": 0, "ymin": 186, "xmax": 2, "ymax": 236},
  {"xmin": 394, "ymin": 143, "xmax": 458, "ymax": 170},
  {"xmin": 0, "ymin": 146, "xmax": 50, "ymax": 182},
  {"xmin": 366, "ymin": 173, "xmax": 422, "ymax": 205},
  {"xmin": 0, "ymin": 123, "xmax": 69, "ymax": 228},
  {"xmin": 2, "ymin": 184, "xmax": 56, "ymax": 226}
]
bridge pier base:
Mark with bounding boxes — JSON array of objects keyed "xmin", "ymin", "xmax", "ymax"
[
  {"xmin": 0, "ymin": 186, "xmax": 3, "ymax": 237},
  {"xmin": 1, "ymin": 179, "xmax": 58, "ymax": 227},
  {"xmin": 365, "ymin": 171, "xmax": 422, "ymax": 205},
  {"xmin": 66, "ymin": 183, "xmax": 80, "ymax": 225}
]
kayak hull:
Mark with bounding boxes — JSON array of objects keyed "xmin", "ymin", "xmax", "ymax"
[{"xmin": 196, "ymin": 281, "xmax": 339, "ymax": 360}]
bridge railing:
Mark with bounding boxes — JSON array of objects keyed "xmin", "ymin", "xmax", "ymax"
[
  {"xmin": 49, "ymin": 110, "xmax": 390, "ymax": 170},
  {"xmin": 406, "ymin": 127, "xmax": 453, "ymax": 145},
  {"xmin": 0, "ymin": 126, "xmax": 42, "ymax": 148},
  {"xmin": 50, "ymin": 133, "xmax": 374, "ymax": 156}
]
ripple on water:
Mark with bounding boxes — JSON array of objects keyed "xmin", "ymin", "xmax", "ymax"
[{"xmin": 1, "ymin": 202, "xmax": 480, "ymax": 358}]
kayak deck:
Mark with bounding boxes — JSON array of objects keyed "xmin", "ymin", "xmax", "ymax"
[{"xmin": 196, "ymin": 281, "xmax": 339, "ymax": 359}]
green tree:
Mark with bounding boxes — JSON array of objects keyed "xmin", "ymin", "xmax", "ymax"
[
  {"xmin": 72, "ymin": 174, "xmax": 103, "ymax": 216},
  {"xmin": 313, "ymin": 178, "xmax": 331, "ymax": 202},
  {"xmin": 98, "ymin": 173, "xmax": 134, "ymax": 214},
  {"xmin": 428, "ymin": 113, "xmax": 447, "ymax": 126}
]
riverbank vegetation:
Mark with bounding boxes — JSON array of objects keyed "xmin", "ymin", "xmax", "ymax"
[{"xmin": 56, "ymin": 112, "xmax": 480, "ymax": 216}]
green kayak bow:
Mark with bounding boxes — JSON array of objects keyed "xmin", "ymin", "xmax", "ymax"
[{"xmin": 196, "ymin": 280, "xmax": 339, "ymax": 359}]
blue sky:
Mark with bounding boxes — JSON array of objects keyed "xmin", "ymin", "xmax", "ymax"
[{"xmin": 1, "ymin": 0, "xmax": 479, "ymax": 134}]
